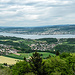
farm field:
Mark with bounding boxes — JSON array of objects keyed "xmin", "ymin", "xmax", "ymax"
[{"xmin": 0, "ymin": 56, "xmax": 20, "ymax": 65}]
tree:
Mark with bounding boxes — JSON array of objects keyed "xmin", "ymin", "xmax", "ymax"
[
  {"xmin": 59, "ymin": 52, "xmax": 70, "ymax": 58},
  {"xmin": 29, "ymin": 51, "xmax": 46, "ymax": 75},
  {"xmin": 44, "ymin": 57, "xmax": 73, "ymax": 75},
  {"xmin": 24, "ymin": 57, "xmax": 26, "ymax": 61},
  {"xmin": 66, "ymin": 56, "xmax": 75, "ymax": 74},
  {"xmin": 12, "ymin": 61, "xmax": 31, "ymax": 75},
  {"xmin": 56, "ymin": 50, "xmax": 59, "ymax": 56}
]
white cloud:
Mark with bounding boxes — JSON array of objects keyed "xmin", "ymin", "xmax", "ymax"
[
  {"xmin": 0, "ymin": 0, "xmax": 75, "ymax": 27},
  {"xmin": 0, "ymin": 20, "xmax": 6, "ymax": 24},
  {"xmin": 24, "ymin": 15, "xmax": 39, "ymax": 20},
  {"xmin": 0, "ymin": 0, "xmax": 10, "ymax": 2},
  {"xmin": 0, "ymin": 11, "xmax": 17, "ymax": 17}
]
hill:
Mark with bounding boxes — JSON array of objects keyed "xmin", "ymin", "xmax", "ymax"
[
  {"xmin": 0, "ymin": 25, "xmax": 75, "ymax": 35},
  {"xmin": 0, "ymin": 36, "xmax": 75, "ymax": 54}
]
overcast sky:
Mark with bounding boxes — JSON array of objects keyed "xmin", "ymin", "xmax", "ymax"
[{"xmin": 0, "ymin": 0, "xmax": 75, "ymax": 27}]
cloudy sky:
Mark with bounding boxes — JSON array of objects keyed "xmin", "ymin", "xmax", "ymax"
[{"xmin": 0, "ymin": 0, "xmax": 75, "ymax": 27}]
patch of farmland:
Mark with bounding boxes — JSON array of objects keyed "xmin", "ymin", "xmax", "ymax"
[{"xmin": 0, "ymin": 56, "xmax": 20, "ymax": 65}]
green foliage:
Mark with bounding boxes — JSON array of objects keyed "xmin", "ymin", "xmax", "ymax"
[
  {"xmin": 0, "ymin": 52, "xmax": 75, "ymax": 75},
  {"xmin": 59, "ymin": 52, "xmax": 70, "ymax": 58},
  {"xmin": 0, "ymin": 36, "xmax": 75, "ymax": 75},
  {"xmin": 0, "ymin": 36, "xmax": 32, "ymax": 53},
  {"xmin": 0, "ymin": 36, "xmax": 75, "ymax": 53},
  {"xmin": 12, "ymin": 61, "xmax": 31, "ymax": 75},
  {"xmin": 0, "ymin": 40, "xmax": 19, "ymax": 47},
  {"xmin": 29, "ymin": 51, "xmax": 46, "ymax": 75},
  {"xmin": 54, "ymin": 44, "xmax": 75, "ymax": 53},
  {"xmin": 67, "ymin": 38, "xmax": 75, "ymax": 44},
  {"xmin": 37, "ymin": 38, "xmax": 58, "ymax": 44},
  {"xmin": 0, "ymin": 67, "xmax": 12, "ymax": 75},
  {"xmin": 59, "ymin": 52, "xmax": 75, "ymax": 74},
  {"xmin": 65, "ymin": 56, "xmax": 75, "ymax": 74},
  {"xmin": 0, "ymin": 65, "xmax": 4, "ymax": 69},
  {"xmin": 24, "ymin": 72, "xmax": 35, "ymax": 75},
  {"xmin": 0, "ymin": 36, "xmax": 24, "ymax": 41},
  {"xmin": 44, "ymin": 57, "xmax": 73, "ymax": 75}
]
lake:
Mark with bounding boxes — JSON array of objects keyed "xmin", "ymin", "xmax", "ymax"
[{"xmin": 0, "ymin": 32, "xmax": 75, "ymax": 39}]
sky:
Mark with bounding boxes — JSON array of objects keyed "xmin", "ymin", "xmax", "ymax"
[{"xmin": 0, "ymin": 0, "xmax": 75, "ymax": 27}]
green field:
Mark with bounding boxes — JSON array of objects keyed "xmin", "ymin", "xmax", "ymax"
[
  {"xmin": 4, "ymin": 52, "xmax": 55, "ymax": 60},
  {"xmin": 20, "ymin": 52, "xmax": 55, "ymax": 58}
]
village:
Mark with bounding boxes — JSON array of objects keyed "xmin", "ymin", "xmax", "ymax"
[
  {"xmin": 0, "ymin": 41, "xmax": 57, "ymax": 56},
  {"xmin": 0, "ymin": 44, "xmax": 20, "ymax": 55},
  {"xmin": 29, "ymin": 41, "xmax": 57, "ymax": 51}
]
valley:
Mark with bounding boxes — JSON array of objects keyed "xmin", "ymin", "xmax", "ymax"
[{"xmin": 0, "ymin": 36, "xmax": 75, "ymax": 60}]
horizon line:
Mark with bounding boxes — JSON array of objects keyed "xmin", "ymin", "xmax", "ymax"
[{"xmin": 0, "ymin": 24, "xmax": 75, "ymax": 28}]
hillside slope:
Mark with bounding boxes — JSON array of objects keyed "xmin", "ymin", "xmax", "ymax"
[{"xmin": 0, "ymin": 25, "xmax": 75, "ymax": 35}]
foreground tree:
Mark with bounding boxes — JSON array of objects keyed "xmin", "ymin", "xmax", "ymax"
[
  {"xmin": 45, "ymin": 57, "xmax": 74, "ymax": 75},
  {"xmin": 29, "ymin": 51, "xmax": 46, "ymax": 75},
  {"xmin": 11, "ymin": 52, "xmax": 75, "ymax": 75}
]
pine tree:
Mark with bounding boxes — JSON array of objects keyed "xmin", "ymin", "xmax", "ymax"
[{"xmin": 29, "ymin": 51, "xmax": 46, "ymax": 75}]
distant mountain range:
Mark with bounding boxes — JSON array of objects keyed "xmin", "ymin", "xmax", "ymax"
[{"xmin": 0, "ymin": 25, "xmax": 75, "ymax": 35}]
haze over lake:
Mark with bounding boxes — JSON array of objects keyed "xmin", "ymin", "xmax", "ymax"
[{"xmin": 0, "ymin": 32, "xmax": 75, "ymax": 39}]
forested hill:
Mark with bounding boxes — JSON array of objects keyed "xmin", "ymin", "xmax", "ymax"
[{"xmin": 0, "ymin": 25, "xmax": 75, "ymax": 35}]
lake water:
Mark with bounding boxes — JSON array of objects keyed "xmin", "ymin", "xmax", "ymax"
[{"xmin": 0, "ymin": 32, "xmax": 75, "ymax": 39}]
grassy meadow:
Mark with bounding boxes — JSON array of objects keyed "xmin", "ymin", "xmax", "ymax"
[
  {"xmin": 4, "ymin": 52, "xmax": 55, "ymax": 60},
  {"xmin": 20, "ymin": 52, "xmax": 55, "ymax": 58}
]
